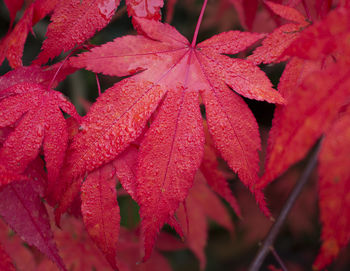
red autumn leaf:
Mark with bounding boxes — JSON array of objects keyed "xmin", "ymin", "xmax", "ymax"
[
  {"xmin": 248, "ymin": 1, "xmax": 309, "ymax": 64},
  {"xmin": 259, "ymin": 61, "xmax": 350, "ymax": 189},
  {"xmin": 34, "ymin": 0, "xmax": 120, "ymax": 65},
  {"xmin": 283, "ymin": 7, "xmax": 350, "ymax": 62},
  {"xmin": 81, "ymin": 163, "xmax": 120, "ymax": 270},
  {"xmin": 0, "ymin": 0, "xmax": 60, "ymax": 68},
  {"xmin": 4, "ymin": 0, "xmax": 24, "ymax": 27},
  {"xmin": 0, "ymin": 63, "xmax": 76, "ymax": 98},
  {"xmin": 0, "ymin": 82, "xmax": 80, "ymax": 195},
  {"xmin": 259, "ymin": 7, "xmax": 350, "ymax": 188},
  {"xmin": 0, "ymin": 4, "xmax": 34, "ymax": 68},
  {"xmin": 0, "ymin": 163, "xmax": 66, "ymax": 271},
  {"xmin": 0, "ymin": 166, "xmax": 28, "ymax": 190},
  {"xmin": 200, "ymin": 120, "xmax": 241, "ymax": 217},
  {"xmin": 61, "ymin": 15, "xmax": 283, "ymax": 259},
  {"xmin": 126, "ymin": 0, "xmax": 163, "ymax": 20},
  {"xmin": 113, "ymin": 144, "xmax": 139, "ymax": 200},
  {"xmin": 257, "ymin": 57, "xmax": 320, "ymax": 189},
  {"xmin": 54, "ymin": 143, "xmax": 139, "ymax": 224},
  {"xmin": 0, "ymin": 242, "xmax": 16, "ymax": 271},
  {"xmin": 313, "ymin": 109, "xmax": 350, "ymax": 270}
]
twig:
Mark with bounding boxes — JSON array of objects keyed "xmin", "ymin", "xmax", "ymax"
[
  {"xmin": 248, "ymin": 139, "xmax": 322, "ymax": 271},
  {"xmin": 270, "ymin": 246, "xmax": 288, "ymax": 271}
]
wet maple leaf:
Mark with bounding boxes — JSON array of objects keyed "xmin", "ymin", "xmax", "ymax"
[
  {"xmin": 0, "ymin": 82, "xmax": 81, "ymax": 195},
  {"xmin": 0, "ymin": 4, "xmax": 34, "ymax": 68},
  {"xmin": 258, "ymin": 5, "xmax": 350, "ymax": 188},
  {"xmin": 0, "ymin": 0, "xmax": 60, "ymax": 68},
  {"xmin": 200, "ymin": 120, "xmax": 241, "ymax": 217},
  {"xmin": 248, "ymin": 1, "xmax": 309, "ymax": 64},
  {"xmin": 62, "ymin": 15, "xmax": 283, "ymax": 260},
  {"xmin": 0, "ymin": 166, "xmax": 28, "ymax": 189},
  {"xmin": 81, "ymin": 163, "xmax": 120, "ymax": 270},
  {"xmin": 313, "ymin": 109, "xmax": 350, "ymax": 270},
  {"xmin": 0, "ymin": 63, "xmax": 76, "ymax": 98},
  {"xmin": 34, "ymin": 0, "xmax": 120, "ymax": 65}
]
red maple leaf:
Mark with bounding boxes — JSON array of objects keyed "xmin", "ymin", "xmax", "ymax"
[
  {"xmin": 256, "ymin": 5, "xmax": 350, "ymax": 268},
  {"xmin": 0, "ymin": 82, "xmax": 81, "ymax": 195},
  {"xmin": 81, "ymin": 163, "xmax": 120, "ymax": 270},
  {"xmin": 313, "ymin": 108, "xmax": 350, "ymax": 270},
  {"xmin": 0, "ymin": 0, "xmax": 61, "ymax": 68},
  {"xmin": 0, "ymin": 159, "xmax": 66, "ymax": 271},
  {"xmin": 258, "ymin": 5, "xmax": 350, "ymax": 189},
  {"xmin": 248, "ymin": 1, "xmax": 309, "ymax": 64},
  {"xmin": 282, "ymin": 7, "xmax": 350, "ymax": 62},
  {"xmin": 34, "ymin": 0, "xmax": 120, "ymax": 65},
  {"xmin": 0, "ymin": 63, "xmax": 76, "ymax": 97},
  {"xmin": 56, "ymin": 1, "xmax": 284, "ymax": 259},
  {"xmin": 3, "ymin": 0, "xmax": 24, "ymax": 27}
]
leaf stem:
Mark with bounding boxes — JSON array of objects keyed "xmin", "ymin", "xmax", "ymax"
[
  {"xmin": 48, "ymin": 50, "xmax": 75, "ymax": 90},
  {"xmin": 301, "ymin": 0, "xmax": 312, "ymax": 21},
  {"xmin": 248, "ymin": 139, "xmax": 322, "ymax": 271},
  {"xmin": 95, "ymin": 73, "xmax": 101, "ymax": 96},
  {"xmin": 191, "ymin": 0, "xmax": 208, "ymax": 47},
  {"xmin": 270, "ymin": 246, "xmax": 288, "ymax": 271}
]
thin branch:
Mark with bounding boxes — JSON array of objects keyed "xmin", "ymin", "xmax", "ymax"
[
  {"xmin": 248, "ymin": 139, "xmax": 322, "ymax": 271},
  {"xmin": 191, "ymin": 0, "xmax": 208, "ymax": 47},
  {"xmin": 270, "ymin": 246, "xmax": 288, "ymax": 271}
]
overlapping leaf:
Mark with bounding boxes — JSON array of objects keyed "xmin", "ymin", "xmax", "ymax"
[
  {"xmin": 248, "ymin": 1, "xmax": 309, "ymax": 64},
  {"xmin": 64, "ymin": 17, "xmax": 283, "ymax": 259},
  {"xmin": 4, "ymin": 0, "xmax": 24, "ymax": 27},
  {"xmin": 0, "ymin": 4, "xmax": 34, "ymax": 68},
  {"xmin": 0, "ymin": 0, "xmax": 60, "ymax": 68},
  {"xmin": 34, "ymin": 0, "xmax": 120, "ymax": 65},
  {"xmin": 314, "ymin": 108, "xmax": 350, "ymax": 270},
  {"xmin": 81, "ymin": 163, "xmax": 120, "ymax": 270},
  {"xmin": 282, "ymin": 7, "xmax": 350, "ymax": 62},
  {"xmin": 200, "ymin": 121, "xmax": 241, "ymax": 217},
  {"xmin": 0, "ymin": 82, "xmax": 80, "ymax": 195},
  {"xmin": 259, "ymin": 5, "xmax": 350, "ymax": 188},
  {"xmin": 0, "ymin": 63, "xmax": 76, "ymax": 97}
]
